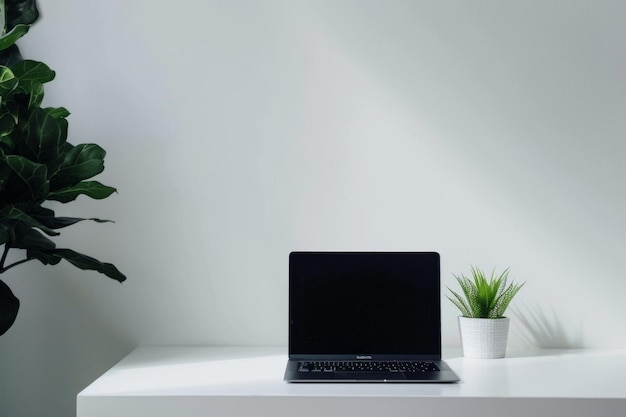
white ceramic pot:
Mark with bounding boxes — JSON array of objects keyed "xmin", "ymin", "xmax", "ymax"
[{"xmin": 458, "ymin": 316, "xmax": 510, "ymax": 359}]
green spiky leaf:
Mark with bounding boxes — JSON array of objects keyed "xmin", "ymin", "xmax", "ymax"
[{"xmin": 447, "ymin": 266, "xmax": 524, "ymax": 318}]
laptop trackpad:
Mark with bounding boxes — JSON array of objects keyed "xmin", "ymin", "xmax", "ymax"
[{"xmin": 334, "ymin": 371, "xmax": 407, "ymax": 381}]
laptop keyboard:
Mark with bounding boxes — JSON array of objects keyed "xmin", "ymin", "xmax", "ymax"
[{"xmin": 298, "ymin": 360, "xmax": 440, "ymax": 373}]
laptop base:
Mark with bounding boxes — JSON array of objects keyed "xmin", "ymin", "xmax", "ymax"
[{"xmin": 284, "ymin": 359, "xmax": 460, "ymax": 383}]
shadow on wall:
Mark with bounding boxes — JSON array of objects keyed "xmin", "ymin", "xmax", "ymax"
[
  {"xmin": 0, "ymin": 264, "xmax": 135, "ymax": 417},
  {"xmin": 510, "ymin": 302, "xmax": 583, "ymax": 349}
]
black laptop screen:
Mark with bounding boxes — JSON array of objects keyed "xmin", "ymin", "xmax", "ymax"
[{"xmin": 289, "ymin": 252, "xmax": 441, "ymax": 358}]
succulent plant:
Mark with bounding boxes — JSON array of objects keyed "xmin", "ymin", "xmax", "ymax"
[{"xmin": 447, "ymin": 266, "xmax": 524, "ymax": 319}]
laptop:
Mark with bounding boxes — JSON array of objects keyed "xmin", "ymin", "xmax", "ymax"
[{"xmin": 284, "ymin": 251, "xmax": 459, "ymax": 383}]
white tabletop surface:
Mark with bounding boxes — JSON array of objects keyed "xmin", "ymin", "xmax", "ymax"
[{"xmin": 78, "ymin": 345, "xmax": 626, "ymax": 398}]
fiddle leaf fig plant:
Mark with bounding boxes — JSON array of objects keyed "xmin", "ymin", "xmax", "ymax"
[{"xmin": 0, "ymin": 0, "xmax": 126, "ymax": 336}]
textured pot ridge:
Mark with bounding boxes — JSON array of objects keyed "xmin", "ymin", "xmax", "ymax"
[{"xmin": 458, "ymin": 316, "xmax": 510, "ymax": 359}]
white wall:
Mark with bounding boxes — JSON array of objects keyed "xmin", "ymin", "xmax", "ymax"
[{"xmin": 1, "ymin": 1, "xmax": 625, "ymax": 416}]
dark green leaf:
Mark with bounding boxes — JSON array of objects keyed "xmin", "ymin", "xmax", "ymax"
[
  {"xmin": 20, "ymin": 204, "xmax": 53, "ymax": 217},
  {"xmin": 20, "ymin": 107, "xmax": 66, "ymax": 163},
  {"xmin": 0, "ymin": 66, "xmax": 18, "ymax": 94},
  {"xmin": 0, "ymin": 225, "xmax": 13, "ymax": 244},
  {"xmin": 33, "ymin": 248, "xmax": 126, "ymax": 283},
  {"xmin": 64, "ymin": 143, "xmax": 106, "ymax": 166},
  {"xmin": 50, "ymin": 144, "xmax": 106, "ymax": 190},
  {"xmin": 0, "ymin": 279, "xmax": 20, "ymax": 336},
  {"xmin": 48, "ymin": 181, "xmax": 117, "ymax": 203},
  {"xmin": 0, "ymin": 24, "xmax": 30, "ymax": 52},
  {"xmin": 0, "ymin": 112, "xmax": 16, "ymax": 136},
  {"xmin": 5, "ymin": 0, "xmax": 40, "ymax": 29},
  {"xmin": 18, "ymin": 79, "xmax": 44, "ymax": 108},
  {"xmin": 45, "ymin": 107, "xmax": 70, "ymax": 119},
  {"xmin": 10, "ymin": 60, "xmax": 55, "ymax": 84},
  {"xmin": 42, "ymin": 216, "xmax": 114, "ymax": 228},
  {"xmin": 0, "ymin": 44, "xmax": 24, "ymax": 67},
  {"xmin": 0, "ymin": 152, "xmax": 49, "ymax": 202},
  {"xmin": 29, "ymin": 206, "xmax": 114, "ymax": 229},
  {"xmin": 12, "ymin": 223, "xmax": 56, "ymax": 249},
  {"xmin": 2, "ymin": 95, "xmax": 28, "ymax": 129},
  {"xmin": 0, "ymin": 205, "xmax": 59, "ymax": 236},
  {"xmin": 27, "ymin": 249, "xmax": 62, "ymax": 265}
]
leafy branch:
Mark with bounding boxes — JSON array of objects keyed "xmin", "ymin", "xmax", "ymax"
[{"xmin": 0, "ymin": 0, "xmax": 125, "ymax": 336}]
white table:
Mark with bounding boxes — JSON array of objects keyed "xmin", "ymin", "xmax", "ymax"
[{"xmin": 77, "ymin": 346, "xmax": 626, "ymax": 417}]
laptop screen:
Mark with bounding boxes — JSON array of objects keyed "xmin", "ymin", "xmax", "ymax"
[{"xmin": 289, "ymin": 252, "xmax": 441, "ymax": 358}]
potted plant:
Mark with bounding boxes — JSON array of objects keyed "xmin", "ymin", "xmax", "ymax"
[
  {"xmin": 0, "ymin": 0, "xmax": 125, "ymax": 336},
  {"xmin": 446, "ymin": 266, "xmax": 524, "ymax": 358}
]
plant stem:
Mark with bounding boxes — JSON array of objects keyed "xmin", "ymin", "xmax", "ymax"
[
  {"xmin": 0, "ymin": 244, "xmax": 33, "ymax": 273},
  {"xmin": 0, "ymin": 243, "xmax": 9, "ymax": 270},
  {"xmin": 0, "ymin": 257, "xmax": 34, "ymax": 273}
]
